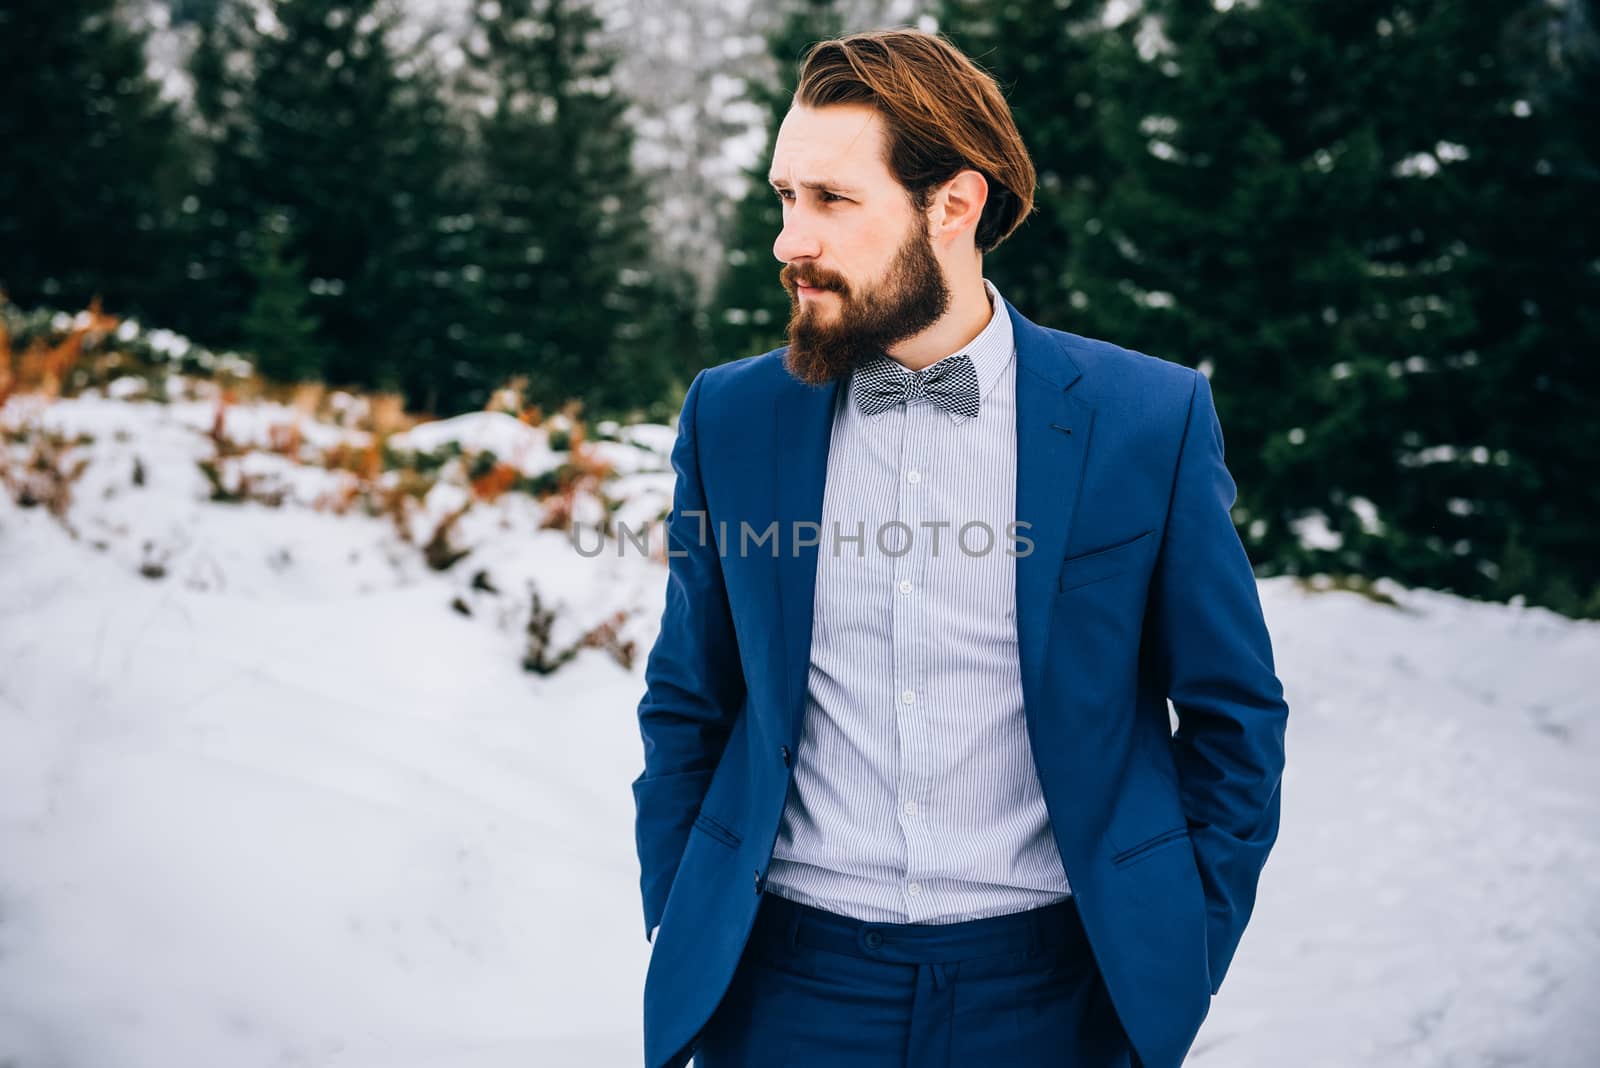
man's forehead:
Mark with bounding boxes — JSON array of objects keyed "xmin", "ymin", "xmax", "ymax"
[{"xmin": 768, "ymin": 104, "xmax": 887, "ymax": 185}]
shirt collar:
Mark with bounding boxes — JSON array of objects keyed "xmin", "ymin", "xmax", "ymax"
[{"xmin": 966, "ymin": 278, "xmax": 1015, "ymax": 408}]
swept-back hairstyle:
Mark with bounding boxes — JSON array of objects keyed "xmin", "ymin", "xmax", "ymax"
[{"xmin": 794, "ymin": 29, "xmax": 1036, "ymax": 253}]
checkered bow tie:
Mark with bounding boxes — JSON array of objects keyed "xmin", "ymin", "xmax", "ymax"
[{"xmin": 852, "ymin": 351, "xmax": 981, "ymax": 419}]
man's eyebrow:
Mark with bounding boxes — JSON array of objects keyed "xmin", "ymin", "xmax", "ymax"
[{"xmin": 767, "ymin": 176, "xmax": 858, "ymax": 193}]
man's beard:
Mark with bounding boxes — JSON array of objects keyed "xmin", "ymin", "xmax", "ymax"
[{"xmin": 778, "ymin": 217, "xmax": 952, "ymax": 387}]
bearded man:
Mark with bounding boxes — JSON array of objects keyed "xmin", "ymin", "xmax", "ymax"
[{"xmin": 630, "ymin": 28, "xmax": 1289, "ymax": 1068}]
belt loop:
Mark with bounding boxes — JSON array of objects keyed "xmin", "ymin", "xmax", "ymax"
[
  {"xmin": 786, "ymin": 901, "xmax": 802, "ymax": 951},
  {"xmin": 1026, "ymin": 906, "xmax": 1042, "ymax": 958}
]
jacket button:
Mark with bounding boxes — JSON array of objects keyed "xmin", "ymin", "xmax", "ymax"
[
  {"xmin": 780, "ymin": 745, "xmax": 791, "ymax": 767},
  {"xmin": 753, "ymin": 869, "xmax": 766, "ymax": 894}
]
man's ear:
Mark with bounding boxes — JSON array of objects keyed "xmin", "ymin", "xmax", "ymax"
[{"xmin": 929, "ymin": 169, "xmax": 989, "ymax": 246}]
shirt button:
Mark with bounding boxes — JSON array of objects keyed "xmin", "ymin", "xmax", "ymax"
[
  {"xmin": 906, "ymin": 470, "xmax": 921, "ymax": 483},
  {"xmin": 901, "ymin": 689, "xmax": 915, "ymax": 705},
  {"xmin": 907, "ymin": 882, "xmax": 922, "ymax": 897},
  {"xmin": 898, "ymin": 579, "xmax": 913, "ymax": 594},
  {"xmin": 903, "ymin": 801, "xmax": 918, "ymax": 816}
]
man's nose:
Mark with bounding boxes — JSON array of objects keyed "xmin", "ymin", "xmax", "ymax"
[{"xmin": 773, "ymin": 212, "xmax": 821, "ymax": 264}]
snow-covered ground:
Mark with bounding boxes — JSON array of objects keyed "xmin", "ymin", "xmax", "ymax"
[{"xmin": 1, "ymin": 386, "xmax": 1597, "ymax": 1067}]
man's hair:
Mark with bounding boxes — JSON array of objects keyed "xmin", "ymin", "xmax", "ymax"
[{"xmin": 794, "ymin": 29, "xmax": 1036, "ymax": 254}]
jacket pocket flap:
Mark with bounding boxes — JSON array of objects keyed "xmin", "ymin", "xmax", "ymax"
[
  {"xmin": 1058, "ymin": 529, "xmax": 1155, "ymax": 592},
  {"xmin": 691, "ymin": 812, "xmax": 743, "ymax": 848},
  {"xmin": 1112, "ymin": 826, "xmax": 1190, "ymax": 867}
]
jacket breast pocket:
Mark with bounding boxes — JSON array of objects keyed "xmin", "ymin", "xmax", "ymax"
[{"xmin": 1057, "ymin": 529, "xmax": 1155, "ymax": 593}]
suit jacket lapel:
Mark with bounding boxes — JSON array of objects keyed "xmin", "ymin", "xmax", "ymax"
[
  {"xmin": 773, "ymin": 369, "xmax": 841, "ymax": 748},
  {"xmin": 1010, "ymin": 302, "xmax": 1090, "ymax": 713}
]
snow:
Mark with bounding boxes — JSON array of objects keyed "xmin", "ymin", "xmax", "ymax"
[
  {"xmin": 1291, "ymin": 509, "xmax": 1344, "ymax": 551},
  {"xmin": 0, "ymin": 504, "xmax": 648, "ymax": 1067},
  {"xmin": 386, "ymin": 411, "xmax": 561, "ymax": 478},
  {"xmin": 586, "ymin": 438, "xmax": 672, "ymax": 477},
  {"xmin": 1203, "ymin": 579, "xmax": 1600, "ymax": 1065},
  {"xmin": 2, "ymin": 388, "xmax": 1598, "ymax": 1067},
  {"xmin": 614, "ymin": 421, "xmax": 677, "ymax": 457}
]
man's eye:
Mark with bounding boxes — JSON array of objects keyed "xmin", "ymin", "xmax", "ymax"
[{"xmin": 771, "ymin": 189, "xmax": 846, "ymax": 204}]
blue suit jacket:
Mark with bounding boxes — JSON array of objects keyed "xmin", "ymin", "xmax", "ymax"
[{"xmin": 632, "ymin": 299, "xmax": 1289, "ymax": 1068}]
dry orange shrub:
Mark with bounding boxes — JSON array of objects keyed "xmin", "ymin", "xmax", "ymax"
[
  {"xmin": 2, "ymin": 430, "xmax": 92, "ymax": 519},
  {"xmin": 289, "ymin": 381, "xmax": 325, "ymax": 416},
  {"xmin": 471, "ymin": 461, "xmax": 520, "ymax": 502},
  {"xmin": 578, "ymin": 608, "xmax": 636, "ymax": 671},
  {"xmin": 566, "ymin": 400, "xmax": 588, "ymax": 445},
  {"xmin": 322, "ymin": 439, "xmax": 384, "ymax": 482},
  {"xmin": 209, "ymin": 387, "xmax": 238, "ymax": 456},
  {"xmin": 367, "ymin": 392, "xmax": 411, "ymax": 436},
  {"xmin": 222, "ymin": 373, "xmax": 270, "ymax": 406},
  {"xmin": 0, "ymin": 304, "xmax": 13, "ymax": 410},
  {"xmin": 3, "ymin": 297, "xmax": 118, "ymax": 399},
  {"xmin": 267, "ymin": 421, "xmax": 303, "ymax": 458}
]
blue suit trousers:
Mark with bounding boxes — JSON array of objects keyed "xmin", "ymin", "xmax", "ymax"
[{"xmin": 694, "ymin": 892, "xmax": 1139, "ymax": 1067}]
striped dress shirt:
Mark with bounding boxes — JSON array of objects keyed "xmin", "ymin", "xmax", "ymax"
[{"xmin": 764, "ymin": 279, "xmax": 1074, "ymax": 924}]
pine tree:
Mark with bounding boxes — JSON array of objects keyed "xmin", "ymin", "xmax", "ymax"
[
  {"xmin": 251, "ymin": 0, "xmax": 458, "ymax": 394},
  {"xmin": 180, "ymin": 0, "xmax": 462, "ymax": 404},
  {"xmin": 1049, "ymin": 0, "xmax": 1594, "ymax": 614},
  {"xmin": 1462, "ymin": 0, "xmax": 1600, "ymax": 615},
  {"xmin": 177, "ymin": 0, "xmax": 264, "ymax": 346},
  {"xmin": 240, "ymin": 210, "xmax": 329, "ymax": 383},
  {"xmin": 708, "ymin": 0, "xmax": 846, "ymax": 366},
  {"xmin": 363, "ymin": 41, "xmax": 472, "ymax": 414},
  {"xmin": 453, "ymin": 0, "xmax": 683, "ymax": 418},
  {"xmin": 0, "ymin": 0, "xmax": 188, "ymax": 318},
  {"xmin": 936, "ymin": 0, "xmax": 1113, "ymax": 327}
]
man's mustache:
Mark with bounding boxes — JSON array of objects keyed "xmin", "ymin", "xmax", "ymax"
[{"xmin": 780, "ymin": 263, "xmax": 849, "ymax": 295}]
